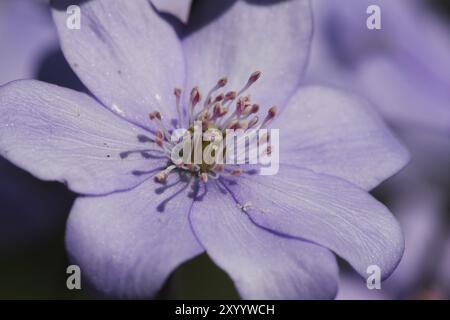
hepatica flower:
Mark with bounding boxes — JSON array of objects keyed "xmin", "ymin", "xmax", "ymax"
[{"xmin": 0, "ymin": 0, "xmax": 409, "ymax": 299}]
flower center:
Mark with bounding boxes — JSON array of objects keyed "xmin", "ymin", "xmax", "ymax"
[{"xmin": 148, "ymin": 71, "xmax": 277, "ymax": 183}]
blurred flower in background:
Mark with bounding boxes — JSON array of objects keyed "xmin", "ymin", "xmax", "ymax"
[
  {"xmin": 307, "ymin": 0, "xmax": 450, "ymax": 299},
  {"xmin": 0, "ymin": 0, "xmax": 83, "ymax": 298},
  {"xmin": 0, "ymin": 0, "xmax": 61, "ymax": 249}
]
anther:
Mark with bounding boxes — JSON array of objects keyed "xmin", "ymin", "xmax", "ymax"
[
  {"xmin": 248, "ymin": 71, "xmax": 262, "ymax": 85},
  {"xmin": 214, "ymin": 93, "xmax": 225, "ymax": 103},
  {"xmin": 156, "ymin": 129, "xmax": 164, "ymax": 140},
  {"xmin": 261, "ymin": 106, "xmax": 277, "ymax": 127},
  {"xmin": 155, "ymin": 171, "xmax": 167, "ymax": 183},
  {"xmin": 200, "ymin": 172, "xmax": 209, "ymax": 183},
  {"xmin": 149, "ymin": 111, "xmax": 171, "ymax": 141},
  {"xmin": 237, "ymin": 71, "xmax": 262, "ymax": 96},
  {"xmin": 149, "ymin": 111, "xmax": 161, "ymax": 121},
  {"xmin": 251, "ymin": 104, "xmax": 260, "ymax": 114},
  {"xmin": 190, "ymin": 87, "xmax": 201, "ymax": 107},
  {"xmin": 188, "ymin": 87, "xmax": 201, "ymax": 126},
  {"xmin": 217, "ymin": 77, "xmax": 228, "ymax": 88},
  {"xmin": 154, "ymin": 165, "xmax": 176, "ymax": 184},
  {"xmin": 231, "ymin": 169, "xmax": 242, "ymax": 176},
  {"xmin": 224, "ymin": 91, "xmax": 237, "ymax": 102}
]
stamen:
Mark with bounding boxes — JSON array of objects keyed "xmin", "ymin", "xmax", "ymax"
[
  {"xmin": 212, "ymin": 103, "xmax": 223, "ymax": 119},
  {"xmin": 237, "ymin": 70, "xmax": 262, "ymax": 96},
  {"xmin": 149, "ymin": 111, "xmax": 171, "ymax": 141},
  {"xmin": 188, "ymin": 87, "xmax": 201, "ymax": 126},
  {"xmin": 200, "ymin": 172, "xmax": 209, "ymax": 183},
  {"xmin": 251, "ymin": 104, "xmax": 260, "ymax": 114},
  {"xmin": 248, "ymin": 116, "xmax": 259, "ymax": 129},
  {"xmin": 153, "ymin": 71, "xmax": 278, "ymax": 181},
  {"xmin": 224, "ymin": 91, "xmax": 237, "ymax": 103},
  {"xmin": 174, "ymin": 88, "xmax": 182, "ymax": 128},
  {"xmin": 202, "ymin": 76, "xmax": 227, "ymax": 111},
  {"xmin": 154, "ymin": 165, "xmax": 177, "ymax": 183},
  {"xmin": 260, "ymin": 106, "xmax": 277, "ymax": 128}
]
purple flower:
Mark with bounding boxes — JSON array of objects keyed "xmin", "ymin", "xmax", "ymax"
[
  {"xmin": 0, "ymin": 0, "xmax": 408, "ymax": 299},
  {"xmin": 0, "ymin": 0, "xmax": 58, "ymax": 86},
  {"xmin": 307, "ymin": 0, "xmax": 450, "ymax": 134},
  {"xmin": 0, "ymin": 0, "xmax": 77, "ymax": 250},
  {"xmin": 307, "ymin": 0, "xmax": 450, "ymax": 299}
]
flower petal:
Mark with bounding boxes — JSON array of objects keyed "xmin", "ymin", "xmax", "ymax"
[
  {"xmin": 0, "ymin": 80, "xmax": 165, "ymax": 195},
  {"xmin": 223, "ymin": 166, "xmax": 404, "ymax": 280},
  {"xmin": 51, "ymin": 0, "xmax": 185, "ymax": 129},
  {"xmin": 189, "ymin": 181, "xmax": 339, "ymax": 299},
  {"xmin": 274, "ymin": 86, "xmax": 409, "ymax": 190},
  {"xmin": 152, "ymin": 0, "xmax": 192, "ymax": 23},
  {"xmin": 67, "ymin": 172, "xmax": 203, "ymax": 298},
  {"xmin": 183, "ymin": 0, "xmax": 312, "ymax": 111}
]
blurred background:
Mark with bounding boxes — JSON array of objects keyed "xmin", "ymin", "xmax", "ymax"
[{"xmin": 0, "ymin": 0, "xmax": 449, "ymax": 299}]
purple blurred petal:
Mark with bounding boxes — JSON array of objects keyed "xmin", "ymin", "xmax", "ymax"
[
  {"xmin": 383, "ymin": 185, "xmax": 446, "ymax": 297},
  {"xmin": 189, "ymin": 181, "xmax": 338, "ymax": 299},
  {"xmin": 223, "ymin": 166, "xmax": 404, "ymax": 280},
  {"xmin": 0, "ymin": 0, "xmax": 57, "ymax": 85},
  {"xmin": 336, "ymin": 275, "xmax": 392, "ymax": 300},
  {"xmin": 355, "ymin": 57, "xmax": 450, "ymax": 134},
  {"xmin": 67, "ymin": 173, "xmax": 203, "ymax": 298},
  {"xmin": 152, "ymin": 0, "xmax": 192, "ymax": 23},
  {"xmin": 0, "ymin": 80, "xmax": 165, "ymax": 195},
  {"xmin": 275, "ymin": 86, "xmax": 409, "ymax": 190},
  {"xmin": 438, "ymin": 238, "xmax": 450, "ymax": 296},
  {"xmin": 183, "ymin": 0, "xmax": 312, "ymax": 112},
  {"xmin": 307, "ymin": 0, "xmax": 450, "ymax": 134},
  {"xmin": 51, "ymin": 0, "xmax": 185, "ymax": 129}
]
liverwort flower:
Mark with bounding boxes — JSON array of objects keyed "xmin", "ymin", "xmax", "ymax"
[
  {"xmin": 0, "ymin": 0, "xmax": 77, "ymax": 250},
  {"xmin": 307, "ymin": 0, "xmax": 450, "ymax": 134},
  {"xmin": 0, "ymin": 0, "xmax": 409, "ymax": 299},
  {"xmin": 307, "ymin": 0, "xmax": 450, "ymax": 299}
]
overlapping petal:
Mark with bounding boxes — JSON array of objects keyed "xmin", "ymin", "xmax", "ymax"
[
  {"xmin": 274, "ymin": 86, "xmax": 409, "ymax": 190},
  {"xmin": 223, "ymin": 166, "xmax": 404, "ymax": 280},
  {"xmin": 189, "ymin": 181, "xmax": 339, "ymax": 299},
  {"xmin": 67, "ymin": 172, "xmax": 203, "ymax": 298},
  {"xmin": 51, "ymin": 0, "xmax": 185, "ymax": 129},
  {"xmin": 0, "ymin": 80, "xmax": 164, "ymax": 195},
  {"xmin": 183, "ymin": 0, "xmax": 313, "ymax": 112}
]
